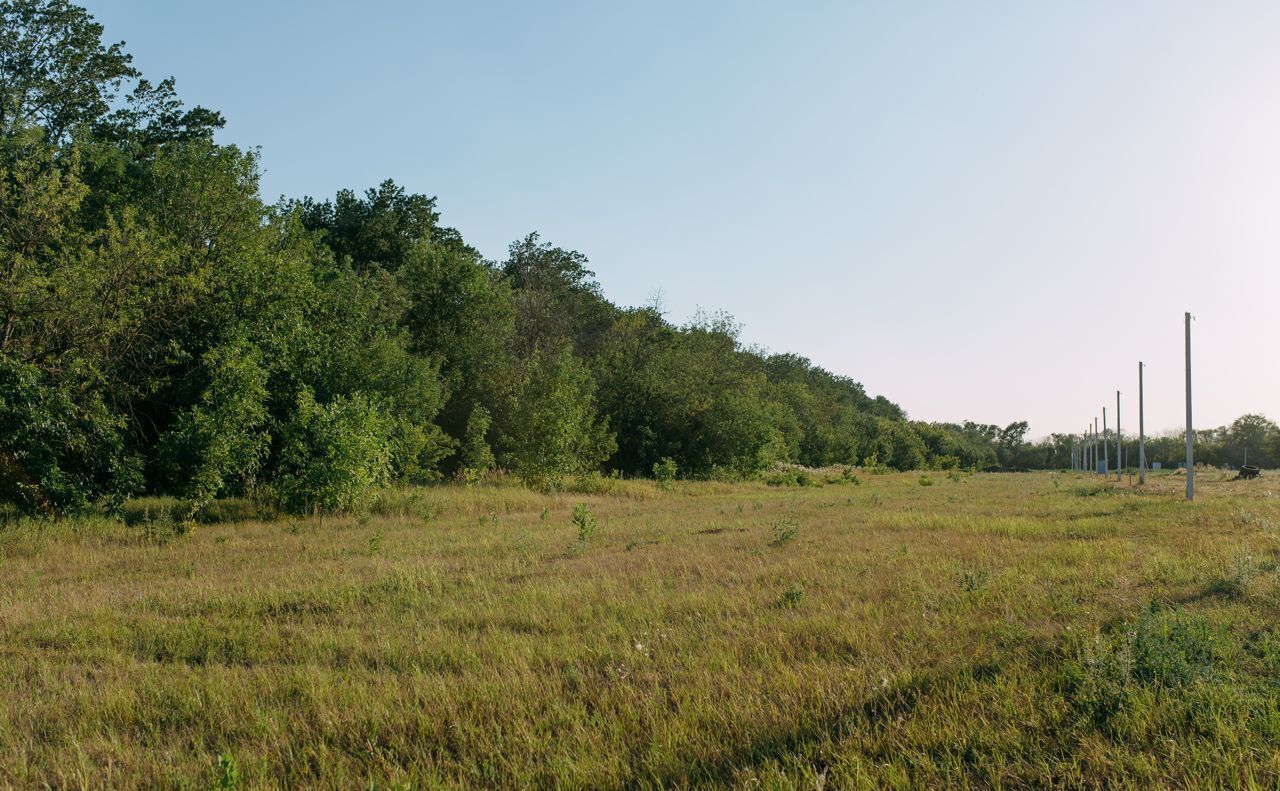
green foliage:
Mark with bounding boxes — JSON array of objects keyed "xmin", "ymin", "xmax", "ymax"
[
  {"xmin": 571, "ymin": 503, "xmax": 596, "ymax": 543},
  {"xmin": 275, "ymin": 390, "xmax": 394, "ymax": 514},
  {"xmin": 158, "ymin": 341, "xmax": 269, "ymax": 515},
  {"xmin": 17, "ymin": 0, "xmax": 1230, "ymax": 521},
  {"xmin": 594, "ymin": 309, "xmax": 786, "ymax": 478},
  {"xmin": 768, "ymin": 518, "xmax": 799, "ymax": 546},
  {"xmin": 215, "ymin": 753, "xmax": 241, "ymax": 790},
  {"xmin": 958, "ymin": 567, "xmax": 989, "ymax": 593},
  {"xmin": 1065, "ymin": 604, "xmax": 1230, "ymax": 731},
  {"xmin": 501, "ymin": 346, "xmax": 615, "ymax": 489},
  {"xmin": 0, "ymin": 354, "xmax": 140, "ymax": 514},
  {"xmin": 0, "ymin": 0, "xmax": 138, "ymax": 141},
  {"xmin": 457, "ymin": 405, "xmax": 495, "ymax": 485},
  {"xmin": 652, "ymin": 457, "xmax": 678, "ymax": 486},
  {"xmin": 776, "ymin": 583, "xmax": 805, "ymax": 609}
]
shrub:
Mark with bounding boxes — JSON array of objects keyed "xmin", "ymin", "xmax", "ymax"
[
  {"xmin": 572, "ymin": 503, "xmax": 596, "ymax": 543},
  {"xmin": 0, "ymin": 355, "xmax": 141, "ymax": 515},
  {"xmin": 275, "ymin": 390, "xmax": 394, "ymax": 514},
  {"xmin": 158, "ymin": 341, "xmax": 269, "ymax": 517},
  {"xmin": 457, "ymin": 405, "xmax": 496, "ymax": 485},
  {"xmin": 652, "ymin": 457, "xmax": 678, "ymax": 486},
  {"xmin": 501, "ymin": 347, "xmax": 615, "ymax": 490}
]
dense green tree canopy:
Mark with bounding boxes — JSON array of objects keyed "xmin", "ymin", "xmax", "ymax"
[{"xmin": 3, "ymin": 0, "xmax": 1273, "ymax": 516}]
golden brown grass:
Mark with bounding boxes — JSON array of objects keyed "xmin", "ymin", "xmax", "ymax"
[{"xmin": 3, "ymin": 471, "xmax": 1280, "ymax": 788}]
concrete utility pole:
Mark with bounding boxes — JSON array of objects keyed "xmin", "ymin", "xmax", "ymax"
[
  {"xmin": 1115, "ymin": 391, "xmax": 1122, "ymax": 481},
  {"xmin": 1093, "ymin": 418, "xmax": 1099, "ymax": 474},
  {"xmin": 1138, "ymin": 361, "xmax": 1146, "ymax": 485},
  {"xmin": 1103, "ymin": 407, "xmax": 1109, "ymax": 477},
  {"xmin": 1185, "ymin": 312, "xmax": 1194, "ymax": 501}
]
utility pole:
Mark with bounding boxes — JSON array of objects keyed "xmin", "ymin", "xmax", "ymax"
[
  {"xmin": 1115, "ymin": 391, "xmax": 1122, "ymax": 481},
  {"xmin": 1185, "ymin": 312, "xmax": 1194, "ymax": 501},
  {"xmin": 1094, "ymin": 417, "xmax": 1099, "ymax": 474},
  {"xmin": 1103, "ymin": 407, "xmax": 1109, "ymax": 477},
  {"xmin": 1139, "ymin": 361, "xmax": 1146, "ymax": 485}
]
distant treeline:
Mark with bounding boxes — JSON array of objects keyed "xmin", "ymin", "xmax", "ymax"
[
  {"xmin": 0, "ymin": 1, "xmax": 1272, "ymax": 516},
  {"xmin": 1011, "ymin": 415, "xmax": 1280, "ymax": 473}
]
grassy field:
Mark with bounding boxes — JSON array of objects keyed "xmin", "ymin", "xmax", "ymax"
[{"xmin": 3, "ymin": 470, "xmax": 1280, "ymax": 789}]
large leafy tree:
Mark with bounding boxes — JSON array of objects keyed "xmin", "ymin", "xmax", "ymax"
[
  {"xmin": 295, "ymin": 180, "xmax": 443, "ymax": 274},
  {"xmin": 0, "ymin": 0, "xmax": 136, "ymax": 140},
  {"xmin": 503, "ymin": 233, "xmax": 616, "ymax": 357}
]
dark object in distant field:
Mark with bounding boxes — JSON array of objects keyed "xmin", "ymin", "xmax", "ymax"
[{"xmin": 1235, "ymin": 465, "xmax": 1261, "ymax": 480}]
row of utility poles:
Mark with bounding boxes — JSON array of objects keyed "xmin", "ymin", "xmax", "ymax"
[{"xmin": 1071, "ymin": 312, "xmax": 1195, "ymax": 500}]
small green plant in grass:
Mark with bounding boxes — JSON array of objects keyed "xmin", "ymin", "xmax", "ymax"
[
  {"xmin": 776, "ymin": 583, "xmax": 806, "ymax": 609},
  {"xmin": 368, "ymin": 532, "xmax": 382, "ymax": 556},
  {"xmin": 140, "ymin": 507, "xmax": 179, "ymax": 545},
  {"xmin": 572, "ymin": 503, "xmax": 596, "ymax": 544},
  {"xmin": 769, "ymin": 518, "xmax": 798, "ymax": 546},
  {"xmin": 842, "ymin": 466, "xmax": 861, "ymax": 485},
  {"xmin": 959, "ymin": 567, "xmax": 989, "ymax": 593},
  {"xmin": 215, "ymin": 753, "xmax": 240, "ymax": 790},
  {"xmin": 918, "ymin": 475, "xmax": 934, "ymax": 487},
  {"xmin": 540, "ymin": 506, "xmax": 549, "ymax": 521},
  {"xmin": 947, "ymin": 469, "xmax": 965, "ymax": 483}
]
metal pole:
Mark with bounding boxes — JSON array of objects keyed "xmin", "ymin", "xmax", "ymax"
[
  {"xmin": 1139, "ymin": 361, "xmax": 1146, "ymax": 484},
  {"xmin": 1115, "ymin": 391, "xmax": 1122, "ymax": 481},
  {"xmin": 1185, "ymin": 312, "xmax": 1194, "ymax": 501}
]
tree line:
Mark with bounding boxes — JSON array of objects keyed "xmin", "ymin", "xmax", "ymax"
[
  {"xmin": 1012, "ymin": 414, "xmax": 1280, "ymax": 472},
  {"xmin": 0, "ymin": 1, "xmax": 1272, "ymax": 516}
]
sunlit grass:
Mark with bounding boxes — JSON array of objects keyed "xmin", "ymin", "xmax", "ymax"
[{"xmin": 3, "ymin": 471, "xmax": 1279, "ymax": 788}]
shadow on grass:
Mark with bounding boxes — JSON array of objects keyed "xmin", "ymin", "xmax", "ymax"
[{"xmin": 632, "ymin": 662, "xmax": 1002, "ymax": 788}]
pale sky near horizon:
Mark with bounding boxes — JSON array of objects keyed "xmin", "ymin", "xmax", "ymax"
[{"xmin": 83, "ymin": 1, "xmax": 1279, "ymax": 439}]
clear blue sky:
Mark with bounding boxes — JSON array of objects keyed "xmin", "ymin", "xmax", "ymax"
[{"xmin": 84, "ymin": 0, "xmax": 1280, "ymax": 438}]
